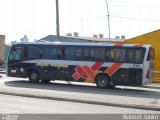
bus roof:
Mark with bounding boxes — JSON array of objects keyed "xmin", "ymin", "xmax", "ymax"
[{"xmin": 12, "ymin": 42, "xmax": 152, "ymax": 48}]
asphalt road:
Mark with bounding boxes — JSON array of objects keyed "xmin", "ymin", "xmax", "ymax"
[
  {"xmin": 0, "ymin": 94, "xmax": 159, "ymax": 114},
  {"xmin": 0, "ymin": 75, "xmax": 160, "ymax": 112}
]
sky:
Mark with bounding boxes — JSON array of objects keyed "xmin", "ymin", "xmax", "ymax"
[{"xmin": 0, "ymin": 0, "xmax": 160, "ymax": 43}]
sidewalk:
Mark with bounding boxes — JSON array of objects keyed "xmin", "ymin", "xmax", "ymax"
[
  {"xmin": 0, "ymin": 69, "xmax": 5, "ymax": 74},
  {"xmin": 0, "ymin": 75, "xmax": 160, "ymax": 111}
]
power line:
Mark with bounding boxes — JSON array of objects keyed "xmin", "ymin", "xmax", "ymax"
[
  {"xmin": 110, "ymin": 15, "xmax": 160, "ymax": 22},
  {"xmin": 80, "ymin": 3, "xmax": 160, "ymax": 8},
  {"xmin": 68, "ymin": 15, "xmax": 160, "ymax": 23},
  {"xmin": 109, "ymin": 5, "xmax": 160, "ymax": 8}
]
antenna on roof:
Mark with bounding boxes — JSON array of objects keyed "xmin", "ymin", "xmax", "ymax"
[
  {"xmin": 74, "ymin": 32, "xmax": 79, "ymax": 37},
  {"xmin": 67, "ymin": 33, "xmax": 72, "ymax": 36},
  {"xmin": 99, "ymin": 34, "xmax": 104, "ymax": 38},
  {"xmin": 93, "ymin": 34, "xmax": 98, "ymax": 37}
]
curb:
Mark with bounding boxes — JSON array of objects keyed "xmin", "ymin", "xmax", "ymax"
[
  {"xmin": 0, "ymin": 72, "xmax": 5, "ymax": 74},
  {"xmin": 0, "ymin": 70, "xmax": 5, "ymax": 74},
  {"xmin": 0, "ymin": 90, "xmax": 160, "ymax": 111},
  {"xmin": 154, "ymin": 80, "xmax": 160, "ymax": 83}
]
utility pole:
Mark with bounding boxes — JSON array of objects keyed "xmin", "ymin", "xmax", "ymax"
[
  {"xmin": 56, "ymin": 0, "xmax": 60, "ymax": 41},
  {"xmin": 81, "ymin": 17, "xmax": 83, "ymax": 36},
  {"xmin": 104, "ymin": 0, "xmax": 110, "ymax": 41}
]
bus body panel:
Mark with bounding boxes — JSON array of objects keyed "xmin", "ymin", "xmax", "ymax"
[
  {"xmin": 142, "ymin": 47, "xmax": 155, "ymax": 85},
  {"xmin": 8, "ymin": 59, "xmax": 144, "ymax": 86}
]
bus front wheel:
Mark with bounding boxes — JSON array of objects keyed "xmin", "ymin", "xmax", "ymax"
[
  {"xmin": 28, "ymin": 70, "xmax": 40, "ymax": 83},
  {"xmin": 95, "ymin": 74, "xmax": 110, "ymax": 89}
]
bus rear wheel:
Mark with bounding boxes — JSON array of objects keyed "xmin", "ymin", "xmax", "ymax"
[
  {"xmin": 95, "ymin": 75, "xmax": 110, "ymax": 89},
  {"xmin": 28, "ymin": 70, "xmax": 40, "ymax": 83}
]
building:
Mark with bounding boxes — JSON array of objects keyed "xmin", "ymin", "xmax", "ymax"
[
  {"xmin": 38, "ymin": 35, "xmax": 124, "ymax": 43},
  {"xmin": 0, "ymin": 35, "xmax": 5, "ymax": 65}
]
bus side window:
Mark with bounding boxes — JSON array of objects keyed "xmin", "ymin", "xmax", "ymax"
[
  {"xmin": 135, "ymin": 49, "xmax": 144, "ymax": 63},
  {"xmin": 64, "ymin": 47, "xmax": 75, "ymax": 60},
  {"xmin": 57, "ymin": 48, "xmax": 62, "ymax": 59},
  {"xmin": 110, "ymin": 51, "xmax": 115, "ymax": 61},
  {"xmin": 75, "ymin": 48, "xmax": 83, "ymax": 60},
  {"xmin": 119, "ymin": 49, "xmax": 126, "ymax": 62},
  {"xmin": 127, "ymin": 49, "xmax": 136, "ymax": 63},
  {"xmin": 105, "ymin": 50, "xmax": 109, "ymax": 61},
  {"xmin": 22, "ymin": 46, "xmax": 28, "ymax": 60},
  {"xmin": 50, "ymin": 48, "xmax": 57, "ymax": 59},
  {"xmin": 64, "ymin": 47, "xmax": 83, "ymax": 60},
  {"xmin": 28, "ymin": 46, "xmax": 39, "ymax": 60},
  {"xmin": 107, "ymin": 48, "xmax": 117, "ymax": 62},
  {"xmin": 135, "ymin": 50, "xmax": 142, "ymax": 63},
  {"xmin": 127, "ymin": 49, "xmax": 144, "ymax": 64},
  {"xmin": 106, "ymin": 48, "xmax": 126, "ymax": 62},
  {"xmin": 84, "ymin": 48, "xmax": 95, "ymax": 61},
  {"xmin": 95, "ymin": 48, "xmax": 104, "ymax": 61},
  {"xmin": 41, "ymin": 47, "xmax": 58, "ymax": 59}
]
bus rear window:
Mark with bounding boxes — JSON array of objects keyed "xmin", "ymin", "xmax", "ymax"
[{"xmin": 147, "ymin": 47, "xmax": 155, "ymax": 61}]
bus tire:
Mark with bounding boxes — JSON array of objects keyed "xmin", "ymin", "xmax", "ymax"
[
  {"xmin": 28, "ymin": 70, "xmax": 40, "ymax": 83},
  {"xmin": 109, "ymin": 84, "xmax": 116, "ymax": 89},
  {"xmin": 41, "ymin": 79, "xmax": 51, "ymax": 83},
  {"xmin": 95, "ymin": 74, "xmax": 110, "ymax": 89}
]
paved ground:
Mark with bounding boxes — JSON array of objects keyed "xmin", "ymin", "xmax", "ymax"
[
  {"xmin": 0, "ymin": 74, "xmax": 160, "ymax": 111},
  {"xmin": 1, "ymin": 94, "xmax": 159, "ymax": 114}
]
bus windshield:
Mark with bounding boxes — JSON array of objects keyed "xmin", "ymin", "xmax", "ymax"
[{"xmin": 9, "ymin": 47, "xmax": 22, "ymax": 61}]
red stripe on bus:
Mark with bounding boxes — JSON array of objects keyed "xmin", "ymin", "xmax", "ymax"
[
  {"xmin": 114, "ymin": 43, "xmax": 123, "ymax": 47},
  {"xmin": 105, "ymin": 63, "xmax": 122, "ymax": 75},
  {"xmin": 72, "ymin": 72, "xmax": 81, "ymax": 81},
  {"xmin": 134, "ymin": 44, "xmax": 143, "ymax": 47},
  {"xmin": 83, "ymin": 66, "xmax": 95, "ymax": 80},
  {"xmin": 72, "ymin": 62, "xmax": 104, "ymax": 81},
  {"xmin": 91, "ymin": 62, "xmax": 104, "ymax": 71},
  {"xmin": 76, "ymin": 66, "xmax": 88, "ymax": 79}
]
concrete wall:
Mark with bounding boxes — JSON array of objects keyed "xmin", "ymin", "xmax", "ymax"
[{"xmin": 0, "ymin": 35, "xmax": 5, "ymax": 64}]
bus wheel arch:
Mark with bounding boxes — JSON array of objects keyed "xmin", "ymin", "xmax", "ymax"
[
  {"xmin": 95, "ymin": 73, "xmax": 111, "ymax": 89},
  {"xmin": 27, "ymin": 69, "xmax": 40, "ymax": 83}
]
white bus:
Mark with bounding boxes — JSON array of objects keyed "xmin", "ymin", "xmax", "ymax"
[{"xmin": 7, "ymin": 42, "xmax": 155, "ymax": 88}]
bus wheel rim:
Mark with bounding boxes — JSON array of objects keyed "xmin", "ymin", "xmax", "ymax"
[
  {"xmin": 99, "ymin": 79, "xmax": 107, "ymax": 86},
  {"xmin": 31, "ymin": 73, "xmax": 37, "ymax": 80}
]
